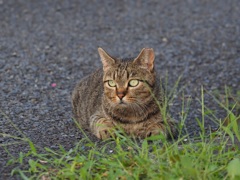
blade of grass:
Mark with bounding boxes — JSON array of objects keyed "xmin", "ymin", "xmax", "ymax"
[{"xmin": 0, "ymin": 109, "xmax": 27, "ymax": 139}]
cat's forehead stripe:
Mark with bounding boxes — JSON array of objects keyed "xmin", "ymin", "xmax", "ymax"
[
  {"xmin": 114, "ymin": 68, "xmax": 128, "ymax": 80},
  {"xmin": 106, "ymin": 61, "xmax": 138, "ymax": 80}
]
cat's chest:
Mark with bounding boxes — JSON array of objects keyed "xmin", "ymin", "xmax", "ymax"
[{"xmin": 114, "ymin": 113, "xmax": 162, "ymax": 134}]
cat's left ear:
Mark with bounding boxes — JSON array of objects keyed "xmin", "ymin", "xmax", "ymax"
[
  {"xmin": 133, "ymin": 48, "xmax": 155, "ymax": 72},
  {"xmin": 98, "ymin": 47, "xmax": 115, "ymax": 71}
]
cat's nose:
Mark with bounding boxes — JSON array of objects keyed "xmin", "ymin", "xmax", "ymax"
[
  {"xmin": 117, "ymin": 93, "xmax": 125, "ymax": 99},
  {"xmin": 117, "ymin": 90, "xmax": 126, "ymax": 100}
]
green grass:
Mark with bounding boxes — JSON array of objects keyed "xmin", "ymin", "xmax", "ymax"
[{"xmin": 1, "ymin": 86, "xmax": 240, "ymax": 180}]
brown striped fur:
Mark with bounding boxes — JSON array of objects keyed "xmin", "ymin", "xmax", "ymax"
[{"xmin": 72, "ymin": 48, "xmax": 177, "ymax": 139}]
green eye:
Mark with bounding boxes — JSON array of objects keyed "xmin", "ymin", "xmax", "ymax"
[
  {"xmin": 108, "ymin": 80, "xmax": 116, "ymax": 87},
  {"xmin": 129, "ymin": 79, "xmax": 139, "ymax": 87}
]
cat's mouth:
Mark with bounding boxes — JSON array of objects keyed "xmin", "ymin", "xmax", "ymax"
[
  {"xmin": 119, "ymin": 100, "xmax": 125, "ymax": 104},
  {"xmin": 118, "ymin": 99, "xmax": 128, "ymax": 105}
]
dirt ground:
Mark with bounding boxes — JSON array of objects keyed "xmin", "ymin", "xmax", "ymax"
[{"xmin": 0, "ymin": 0, "xmax": 239, "ymax": 179}]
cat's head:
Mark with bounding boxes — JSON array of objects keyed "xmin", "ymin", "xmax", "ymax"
[{"xmin": 98, "ymin": 48, "xmax": 157, "ymax": 117}]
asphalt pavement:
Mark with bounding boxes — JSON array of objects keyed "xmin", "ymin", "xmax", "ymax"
[{"xmin": 0, "ymin": 0, "xmax": 240, "ymax": 179}]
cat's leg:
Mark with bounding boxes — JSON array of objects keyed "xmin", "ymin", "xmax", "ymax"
[
  {"xmin": 144, "ymin": 118, "xmax": 178, "ymax": 139},
  {"xmin": 90, "ymin": 113, "xmax": 115, "ymax": 139}
]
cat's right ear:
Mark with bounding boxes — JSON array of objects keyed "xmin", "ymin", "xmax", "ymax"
[{"xmin": 98, "ymin": 48, "xmax": 115, "ymax": 71}]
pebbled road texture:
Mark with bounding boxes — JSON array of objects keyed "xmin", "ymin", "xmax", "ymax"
[{"xmin": 0, "ymin": 0, "xmax": 240, "ymax": 179}]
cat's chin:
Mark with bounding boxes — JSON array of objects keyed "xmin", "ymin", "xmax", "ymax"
[
  {"xmin": 111, "ymin": 100, "xmax": 129, "ymax": 108},
  {"xmin": 116, "ymin": 101, "xmax": 127, "ymax": 106}
]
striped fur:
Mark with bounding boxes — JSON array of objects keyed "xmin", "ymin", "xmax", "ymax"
[{"xmin": 72, "ymin": 48, "xmax": 177, "ymax": 139}]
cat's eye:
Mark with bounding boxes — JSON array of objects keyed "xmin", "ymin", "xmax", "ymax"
[
  {"xmin": 108, "ymin": 80, "xmax": 116, "ymax": 87},
  {"xmin": 129, "ymin": 79, "xmax": 139, "ymax": 87}
]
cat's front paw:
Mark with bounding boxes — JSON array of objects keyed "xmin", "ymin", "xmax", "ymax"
[
  {"xmin": 94, "ymin": 118, "xmax": 115, "ymax": 140},
  {"xmin": 145, "ymin": 121, "xmax": 178, "ymax": 139},
  {"xmin": 145, "ymin": 126, "xmax": 166, "ymax": 138}
]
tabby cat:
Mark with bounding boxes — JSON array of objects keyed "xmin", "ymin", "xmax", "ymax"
[{"xmin": 72, "ymin": 48, "xmax": 177, "ymax": 140}]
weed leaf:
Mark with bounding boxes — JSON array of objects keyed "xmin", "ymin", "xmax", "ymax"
[{"xmin": 227, "ymin": 158, "xmax": 240, "ymax": 177}]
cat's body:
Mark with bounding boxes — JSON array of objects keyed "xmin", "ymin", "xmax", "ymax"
[{"xmin": 72, "ymin": 48, "xmax": 177, "ymax": 139}]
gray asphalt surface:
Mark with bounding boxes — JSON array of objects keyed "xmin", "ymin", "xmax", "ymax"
[{"xmin": 1, "ymin": 0, "xmax": 240, "ymax": 179}]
